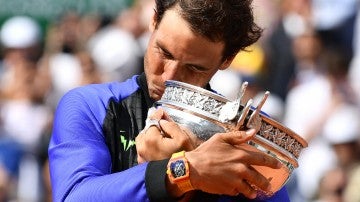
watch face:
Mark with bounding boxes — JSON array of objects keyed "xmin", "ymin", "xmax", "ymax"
[{"xmin": 170, "ymin": 160, "xmax": 186, "ymax": 178}]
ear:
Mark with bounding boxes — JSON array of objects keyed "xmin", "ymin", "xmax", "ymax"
[
  {"xmin": 218, "ymin": 56, "xmax": 235, "ymax": 70},
  {"xmin": 149, "ymin": 9, "xmax": 157, "ymax": 32}
]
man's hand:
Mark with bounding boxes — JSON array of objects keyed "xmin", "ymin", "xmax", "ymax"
[
  {"xmin": 136, "ymin": 108, "xmax": 200, "ymax": 163},
  {"xmin": 184, "ymin": 129, "xmax": 282, "ymax": 199}
]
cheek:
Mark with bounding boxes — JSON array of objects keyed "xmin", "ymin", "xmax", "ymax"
[{"xmin": 145, "ymin": 51, "xmax": 164, "ymax": 75}]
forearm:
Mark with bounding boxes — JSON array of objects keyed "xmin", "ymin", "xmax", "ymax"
[
  {"xmin": 146, "ymin": 159, "xmax": 185, "ymax": 202},
  {"xmin": 49, "ymin": 139, "xmax": 149, "ymax": 201},
  {"xmin": 50, "ymin": 151, "xmax": 178, "ymax": 202}
]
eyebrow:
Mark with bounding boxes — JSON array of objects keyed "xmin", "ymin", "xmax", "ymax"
[{"xmin": 156, "ymin": 41, "xmax": 209, "ymax": 71}]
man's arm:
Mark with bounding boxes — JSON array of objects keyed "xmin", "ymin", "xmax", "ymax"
[{"xmin": 48, "ymin": 88, "xmax": 151, "ymax": 201}]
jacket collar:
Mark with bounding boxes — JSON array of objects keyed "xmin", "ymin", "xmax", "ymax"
[{"xmin": 137, "ymin": 72, "xmax": 154, "ymax": 109}]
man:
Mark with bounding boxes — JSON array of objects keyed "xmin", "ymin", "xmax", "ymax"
[{"xmin": 48, "ymin": 0, "xmax": 289, "ymax": 201}]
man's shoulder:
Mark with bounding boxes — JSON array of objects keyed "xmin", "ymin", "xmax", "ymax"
[{"xmin": 64, "ymin": 75, "xmax": 141, "ymax": 102}]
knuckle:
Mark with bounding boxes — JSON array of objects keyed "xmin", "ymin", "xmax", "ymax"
[
  {"xmin": 147, "ymin": 137, "xmax": 157, "ymax": 145},
  {"xmin": 238, "ymin": 169, "xmax": 254, "ymax": 182},
  {"xmin": 241, "ymin": 181, "xmax": 257, "ymax": 198},
  {"xmin": 247, "ymin": 170, "xmax": 269, "ymax": 191},
  {"xmin": 237, "ymin": 150, "xmax": 248, "ymax": 159},
  {"xmin": 262, "ymin": 155, "xmax": 277, "ymax": 166},
  {"xmin": 135, "ymin": 145, "xmax": 145, "ymax": 155},
  {"xmin": 235, "ymin": 164, "xmax": 248, "ymax": 176},
  {"xmin": 262, "ymin": 155, "xmax": 269, "ymax": 163},
  {"xmin": 143, "ymin": 135, "xmax": 156, "ymax": 145},
  {"xmin": 159, "ymin": 121, "xmax": 175, "ymax": 132},
  {"xmin": 211, "ymin": 133, "xmax": 222, "ymax": 141},
  {"xmin": 229, "ymin": 188, "xmax": 239, "ymax": 196},
  {"xmin": 177, "ymin": 136, "xmax": 189, "ymax": 147},
  {"xmin": 167, "ymin": 121, "xmax": 178, "ymax": 128}
]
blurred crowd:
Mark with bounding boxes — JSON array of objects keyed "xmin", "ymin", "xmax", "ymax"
[{"xmin": 0, "ymin": 0, "xmax": 359, "ymax": 201}]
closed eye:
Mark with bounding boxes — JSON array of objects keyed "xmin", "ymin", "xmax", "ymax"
[
  {"xmin": 157, "ymin": 44, "xmax": 174, "ymax": 60},
  {"xmin": 186, "ymin": 64, "xmax": 209, "ymax": 73}
]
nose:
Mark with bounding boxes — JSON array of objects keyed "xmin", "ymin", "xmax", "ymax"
[{"xmin": 162, "ymin": 61, "xmax": 181, "ymax": 81}]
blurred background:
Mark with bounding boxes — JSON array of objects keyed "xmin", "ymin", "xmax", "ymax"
[{"xmin": 0, "ymin": 0, "xmax": 359, "ymax": 201}]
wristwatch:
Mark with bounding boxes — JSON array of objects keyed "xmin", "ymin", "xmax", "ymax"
[{"xmin": 167, "ymin": 151, "xmax": 194, "ymax": 193}]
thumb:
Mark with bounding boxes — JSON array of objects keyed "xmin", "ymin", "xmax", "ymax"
[
  {"xmin": 158, "ymin": 119, "xmax": 181, "ymax": 138},
  {"xmin": 159, "ymin": 119, "xmax": 196, "ymax": 151},
  {"xmin": 148, "ymin": 108, "xmax": 165, "ymax": 120},
  {"xmin": 221, "ymin": 128, "xmax": 256, "ymax": 145}
]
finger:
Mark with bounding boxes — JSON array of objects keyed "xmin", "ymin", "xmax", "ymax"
[
  {"xmin": 220, "ymin": 128, "xmax": 256, "ymax": 145},
  {"xmin": 221, "ymin": 130, "xmax": 281, "ymax": 169},
  {"xmin": 157, "ymin": 120, "xmax": 181, "ymax": 138},
  {"xmin": 236, "ymin": 180, "xmax": 258, "ymax": 199},
  {"xmin": 138, "ymin": 127, "xmax": 176, "ymax": 160},
  {"xmin": 236, "ymin": 164, "xmax": 272, "ymax": 193},
  {"xmin": 146, "ymin": 125, "xmax": 184, "ymax": 152},
  {"xmin": 157, "ymin": 107, "xmax": 174, "ymax": 121},
  {"xmin": 138, "ymin": 127, "xmax": 164, "ymax": 150},
  {"xmin": 227, "ymin": 175, "xmax": 258, "ymax": 198},
  {"xmin": 180, "ymin": 125, "xmax": 203, "ymax": 148},
  {"xmin": 135, "ymin": 133, "xmax": 144, "ymax": 152},
  {"xmin": 146, "ymin": 124, "xmax": 165, "ymax": 138},
  {"xmin": 216, "ymin": 130, "xmax": 282, "ymax": 169},
  {"xmin": 135, "ymin": 133, "xmax": 148, "ymax": 162},
  {"xmin": 137, "ymin": 154, "xmax": 145, "ymax": 164},
  {"xmin": 240, "ymin": 149, "xmax": 282, "ymax": 169},
  {"xmin": 159, "ymin": 120, "xmax": 195, "ymax": 151},
  {"xmin": 148, "ymin": 108, "xmax": 165, "ymax": 120}
]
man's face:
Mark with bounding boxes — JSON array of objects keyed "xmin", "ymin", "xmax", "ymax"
[{"xmin": 144, "ymin": 8, "xmax": 231, "ymax": 101}]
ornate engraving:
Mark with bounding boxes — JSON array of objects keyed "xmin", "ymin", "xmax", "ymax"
[
  {"xmin": 258, "ymin": 122, "xmax": 303, "ymax": 158},
  {"xmin": 162, "ymin": 86, "xmax": 226, "ymax": 117}
]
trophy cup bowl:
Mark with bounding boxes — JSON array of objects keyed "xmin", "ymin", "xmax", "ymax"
[{"xmin": 155, "ymin": 80, "xmax": 308, "ymax": 196}]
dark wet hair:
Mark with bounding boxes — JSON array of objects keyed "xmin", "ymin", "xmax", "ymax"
[{"xmin": 154, "ymin": 0, "xmax": 262, "ymax": 61}]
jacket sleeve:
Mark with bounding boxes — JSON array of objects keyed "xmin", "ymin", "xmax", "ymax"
[
  {"xmin": 48, "ymin": 87, "xmax": 155, "ymax": 202},
  {"xmin": 146, "ymin": 159, "xmax": 181, "ymax": 202}
]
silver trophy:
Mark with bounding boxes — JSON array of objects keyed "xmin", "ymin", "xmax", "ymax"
[{"xmin": 155, "ymin": 80, "xmax": 308, "ymax": 196}]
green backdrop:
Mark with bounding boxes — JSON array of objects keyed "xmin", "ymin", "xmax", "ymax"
[{"xmin": 0, "ymin": 0, "xmax": 133, "ymax": 22}]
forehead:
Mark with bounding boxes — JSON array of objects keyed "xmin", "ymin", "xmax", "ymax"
[{"xmin": 155, "ymin": 9, "xmax": 225, "ymax": 65}]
